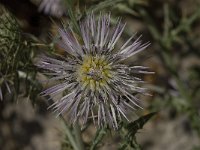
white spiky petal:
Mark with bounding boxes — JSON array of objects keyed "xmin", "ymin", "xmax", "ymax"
[{"xmin": 36, "ymin": 13, "xmax": 152, "ymax": 129}]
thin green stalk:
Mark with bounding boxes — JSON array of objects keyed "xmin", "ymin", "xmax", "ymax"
[
  {"xmin": 171, "ymin": 7, "xmax": 200, "ymax": 37},
  {"xmin": 74, "ymin": 122, "xmax": 85, "ymax": 150},
  {"xmin": 30, "ymin": 43, "xmax": 48, "ymax": 47},
  {"xmin": 90, "ymin": 127, "xmax": 106, "ymax": 150},
  {"xmin": 64, "ymin": 0, "xmax": 81, "ymax": 35},
  {"xmin": 60, "ymin": 116, "xmax": 80, "ymax": 150},
  {"xmin": 47, "ymin": 98, "xmax": 79, "ymax": 150}
]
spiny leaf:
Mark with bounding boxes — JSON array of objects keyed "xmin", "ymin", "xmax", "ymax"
[
  {"xmin": 118, "ymin": 112, "xmax": 156, "ymax": 150},
  {"xmin": 126, "ymin": 112, "xmax": 157, "ymax": 138},
  {"xmin": 0, "ymin": 5, "xmax": 39, "ymax": 102},
  {"xmin": 0, "ymin": 7, "xmax": 22, "ymax": 56}
]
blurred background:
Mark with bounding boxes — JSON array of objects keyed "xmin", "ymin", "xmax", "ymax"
[{"xmin": 0, "ymin": 0, "xmax": 200, "ymax": 150}]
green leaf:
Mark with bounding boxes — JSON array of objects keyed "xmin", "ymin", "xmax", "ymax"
[{"xmin": 126, "ymin": 112, "xmax": 157, "ymax": 138}]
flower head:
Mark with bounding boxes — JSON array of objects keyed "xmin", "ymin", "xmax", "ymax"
[
  {"xmin": 39, "ymin": 0, "xmax": 66, "ymax": 17},
  {"xmin": 37, "ymin": 13, "xmax": 152, "ymax": 129}
]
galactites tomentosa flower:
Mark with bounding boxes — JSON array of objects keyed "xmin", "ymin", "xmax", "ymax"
[{"xmin": 36, "ymin": 13, "xmax": 152, "ymax": 129}]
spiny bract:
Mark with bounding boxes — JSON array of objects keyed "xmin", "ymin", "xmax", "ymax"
[{"xmin": 36, "ymin": 13, "xmax": 152, "ymax": 129}]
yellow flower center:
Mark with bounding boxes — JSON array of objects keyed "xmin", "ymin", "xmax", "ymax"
[{"xmin": 77, "ymin": 55, "xmax": 112, "ymax": 91}]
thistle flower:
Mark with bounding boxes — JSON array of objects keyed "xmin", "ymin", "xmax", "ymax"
[
  {"xmin": 39, "ymin": 0, "xmax": 66, "ymax": 17},
  {"xmin": 37, "ymin": 13, "xmax": 152, "ymax": 129}
]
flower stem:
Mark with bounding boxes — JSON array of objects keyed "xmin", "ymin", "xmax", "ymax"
[
  {"xmin": 64, "ymin": 0, "xmax": 81, "ymax": 35},
  {"xmin": 47, "ymin": 97, "xmax": 80, "ymax": 150},
  {"xmin": 74, "ymin": 122, "xmax": 85, "ymax": 150},
  {"xmin": 60, "ymin": 116, "xmax": 80, "ymax": 150}
]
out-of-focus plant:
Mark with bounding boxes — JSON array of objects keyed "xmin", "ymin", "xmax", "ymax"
[
  {"xmin": 0, "ymin": 6, "xmax": 41, "ymax": 102},
  {"xmin": 118, "ymin": 0, "xmax": 200, "ymax": 140},
  {"xmin": 0, "ymin": 7, "xmax": 21, "ymax": 100}
]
